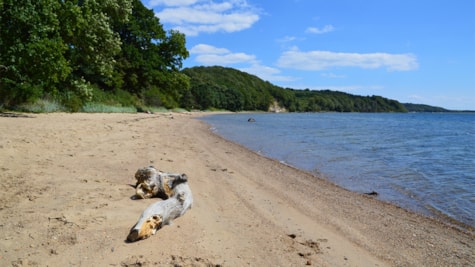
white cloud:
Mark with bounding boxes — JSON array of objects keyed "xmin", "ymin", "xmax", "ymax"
[
  {"xmin": 196, "ymin": 53, "xmax": 256, "ymax": 65},
  {"xmin": 152, "ymin": 0, "xmax": 260, "ymax": 36},
  {"xmin": 320, "ymin": 72, "xmax": 346, "ymax": 79},
  {"xmin": 277, "ymin": 36, "xmax": 297, "ymax": 43},
  {"xmin": 240, "ymin": 64, "xmax": 298, "ymax": 83},
  {"xmin": 306, "ymin": 25, "xmax": 335, "ymax": 34},
  {"xmin": 333, "ymin": 85, "xmax": 384, "ymax": 92},
  {"xmin": 190, "ymin": 44, "xmax": 256, "ymax": 65},
  {"xmin": 190, "ymin": 44, "xmax": 230, "ymax": 54},
  {"xmin": 277, "ymin": 48, "xmax": 419, "ymax": 71},
  {"xmin": 148, "ymin": 0, "xmax": 199, "ymax": 7}
]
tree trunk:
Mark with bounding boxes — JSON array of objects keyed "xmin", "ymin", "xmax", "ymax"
[{"xmin": 127, "ymin": 182, "xmax": 193, "ymax": 242}]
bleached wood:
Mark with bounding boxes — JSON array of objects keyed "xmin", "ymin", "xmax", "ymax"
[
  {"xmin": 127, "ymin": 182, "xmax": 193, "ymax": 242},
  {"xmin": 134, "ymin": 166, "xmax": 188, "ymax": 199}
]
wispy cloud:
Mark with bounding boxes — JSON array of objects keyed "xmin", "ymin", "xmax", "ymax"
[
  {"xmin": 189, "ymin": 44, "xmax": 230, "ymax": 54},
  {"xmin": 240, "ymin": 64, "xmax": 298, "ymax": 83},
  {"xmin": 149, "ymin": 0, "xmax": 260, "ymax": 36},
  {"xmin": 277, "ymin": 47, "xmax": 419, "ymax": 71},
  {"xmin": 328, "ymin": 85, "xmax": 385, "ymax": 92},
  {"xmin": 149, "ymin": 0, "xmax": 199, "ymax": 6},
  {"xmin": 305, "ymin": 25, "xmax": 335, "ymax": 34},
  {"xmin": 190, "ymin": 44, "xmax": 256, "ymax": 65},
  {"xmin": 320, "ymin": 72, "xmax": 346, "ymax": 79},
  {"xmin": 196, "ymin": 53, "xmax": 256, "ymax": 65},
  {"xmin": 277, "ymin": 35, "xmax": 297, "ymax": 43}
]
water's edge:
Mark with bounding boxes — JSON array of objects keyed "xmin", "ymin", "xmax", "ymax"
[{"xmin": 199, "ymin": 113, "xmax": 475, "ymax": 231}]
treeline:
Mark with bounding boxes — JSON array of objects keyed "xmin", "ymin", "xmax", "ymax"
[
  {"xmin": 403, "ymin": 103, "xmax": 449, "ymax": 112},
  {"xmin": 1, "ymin": 0, "xmax": 189, "ymax": 111},
  {"xmin": 291, "ymin": 89, "xmax": 407, "ymax": 112},
  {"xmin": 182, "ymin": 66, "xmax": 408, "ymax": 112}
]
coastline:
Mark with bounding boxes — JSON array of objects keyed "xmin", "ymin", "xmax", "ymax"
[
  {"xmin": 0, "ymin": 112, "xmax": 473, "ymax": 266},
  {"xmin": 201, "ymin": 112, "xmax": 475, "ymax": 231}
]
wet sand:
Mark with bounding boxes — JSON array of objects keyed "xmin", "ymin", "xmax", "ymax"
[{"xmin": 0, "ymin": 112, "xmax": 473, "ymax": 266}]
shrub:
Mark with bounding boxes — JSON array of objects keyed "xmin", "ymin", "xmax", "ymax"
[
  {"xmin": 17, "ymin": 98, "xmax": 66, "ymax": 113},
  {"xmin": 81, "ymin": 103, "xmax": 136, "ymax": 113}
]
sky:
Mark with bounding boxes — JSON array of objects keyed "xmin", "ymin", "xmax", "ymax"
[{"xmin": 143, "ymin": 0, "xmax": 475, "ymax": 110}]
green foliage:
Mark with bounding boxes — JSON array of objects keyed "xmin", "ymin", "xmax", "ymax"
[
  {"xmin": 59, "ymin": 0, "xmax": 131, "ymax": 84},
  {"xmin": 403, "ymin": 103, "xmax": 449, "ymax": 112},
  {"xmin": 0, "ymin": 0, "xmax": 130, "ymax": 109},
  {"xmin": 183, "ymin": 66, "xmax": 275, "ymax": 111},
  {"xmin": 0, "ymin": 0, "xmax": 70, "ymax": 106},
  {"xmin": 111, "ymin": 0, "xmax": 189, "ymax": 102},
  {"xmin": 60, "ymin": 90, "xmax": 83, "ymax": 112},
  {"xmin": 70, "ymin": 77, "xmax": 94, "ymax": 102},
  {"xmin": 1, "ymin": 0, "xmax": 189, "ymax": 112},
  {"xmin": 81, "ymin": 103, "xmax": 136, "ymax": 113},
  {"xmin": 292, "ymin": 89, "xmax": 407, "ymax": 112},
  {"xmin": 17, "ymin": 98, "xmax": 66, "ymax": 113},
  {"xmin": 182, "ymin": 66, "xmax": 408, "ymax": 113},
  {"xmin": 89, "ymin": 87, "xmax": 141, "ymax": 109}
]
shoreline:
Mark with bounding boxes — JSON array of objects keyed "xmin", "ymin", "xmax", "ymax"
[
  {"xmin": 0, "ymin": 112, "xmax": 473, "ymax": 266},
  {"xmin": 199, "ymin": 111, "xmax": 475, "ymax": 233},
  {"xmin": 201, "ymin": 112, "xmax": 472, "ymax": 232}
]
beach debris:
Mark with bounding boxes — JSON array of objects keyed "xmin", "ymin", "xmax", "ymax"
[
  {"xmin": 0, "ymin": 112, "xmax": 34, "ymax": 118},
  {"xmin": 128, "ymin": 166, "xmax": 193, "ymax": 242},
  {"xmin": 120, "ymin": 255, "xmax": 150, "ymax": 266},
  {"xmin": 288, "ymin": 234, "xmax": 322, "ymax": 265},
  {"xmin": 364, "ymin": 191, "xmax": 379, "ymax": 196},
  {"xmin": 127, "ymin": 182, "xmax": 193, "ymax": 242},
  {"xmin": 134, "ymin": 166, "xmax": 188, "ymax": 199}
]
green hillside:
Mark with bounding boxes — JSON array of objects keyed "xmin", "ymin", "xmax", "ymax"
[
  {"xmin": 182, "ymin": 66, "xmax": 278, "ymax": 111},
  {"xmin": 182, "ymin": 66, "xmax": 408, "ymax": 112},
  {"xmin": 403, "ymin": 103, "xmax": 449, "ymax": 112}
]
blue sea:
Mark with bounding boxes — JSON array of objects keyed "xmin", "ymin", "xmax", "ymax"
[{"xmin": 201, "ymin": 113, "xmax": 475, "ymax": 228}]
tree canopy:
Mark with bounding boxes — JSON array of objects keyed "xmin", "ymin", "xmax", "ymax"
[
  {"xmin": 182, "ymin": 66, "xmax": 408, "ymax": 113},
  {"xmin": 182, "ymin": 66, "xmax": 276, "ymax": 111},
  {"xmin": 1, "ymin": 0, "xmax": 188, "ymax": 111}
]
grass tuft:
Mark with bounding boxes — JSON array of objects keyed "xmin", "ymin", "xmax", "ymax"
[
  {"xmin": 81, "ymin": 103, "xmax": 137, "ymax": 113},
  {"xmin": 17, "ymin": 99, "xmax": 66, "ymax": 113}
]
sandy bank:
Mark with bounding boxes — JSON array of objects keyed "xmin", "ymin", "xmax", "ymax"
[{"xmin": 0, "ymin": 112, "xmax": 473, "ymax": 266}]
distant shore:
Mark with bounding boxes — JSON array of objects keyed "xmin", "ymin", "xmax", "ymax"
[{"xmin": 0, "ymin": 112, "xmax": 473, "ymax": 266}]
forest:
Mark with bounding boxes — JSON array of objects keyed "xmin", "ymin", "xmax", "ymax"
[
  {"xmin": 182, "ymin": 66, "xmax": 408, "ymax": 112},
  {"xmin": 0, "ymin": 1, "xmax": 443, "ymax": 113}
]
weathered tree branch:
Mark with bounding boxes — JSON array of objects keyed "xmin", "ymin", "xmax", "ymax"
[
  {"xmin": 127, "ymin": 182, "xmax": 193, "ymax": 242},
  {"xmin": 134, "ymin": 166, "xmax": 188, "ymax": 199}
]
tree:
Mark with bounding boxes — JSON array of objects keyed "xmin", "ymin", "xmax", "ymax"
[
  {"xmin": 59, "ymin": 0, "xmax": 132, "ymax": 87},
  {"xmin": 112, "ymin": 0, "xmax": 189, "ymax": 107},
  {"xmin": 0, "ymin": 0, "xmax": 132, "ymax": 109},
  {"xmin": 0, "ymin": 0, "xmax": 70, "ymax": 106}
]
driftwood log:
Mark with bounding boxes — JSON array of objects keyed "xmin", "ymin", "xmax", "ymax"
[
  {"xmin": 127, "ymin": 182, "xmax": 193, "ymax": 242},
  {"xmin": 134, "ymin": 166, "xmax": 188, "ymax": 199},
  {"xmin": 127, "ymin": 166, "xmax": 193, "ymax": 242}
]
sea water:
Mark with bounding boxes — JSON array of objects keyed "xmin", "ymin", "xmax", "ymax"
[{"xmin": 200, "ymin": 113, "xmax": 475, "ymax": 228}]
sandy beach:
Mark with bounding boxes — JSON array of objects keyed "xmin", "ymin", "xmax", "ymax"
[{"xmin": 0, "ymin": 112, "xmax": 473, "ymax": 266}]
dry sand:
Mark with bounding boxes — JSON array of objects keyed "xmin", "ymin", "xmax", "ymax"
[{"xmin": 0, "ymin": 112, "xmax": 473, "ymax": 266}]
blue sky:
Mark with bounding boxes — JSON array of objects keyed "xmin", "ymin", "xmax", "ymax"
[{"xmin": 143, "ymin": 0, "xmax": 475, "ymax": 110}]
